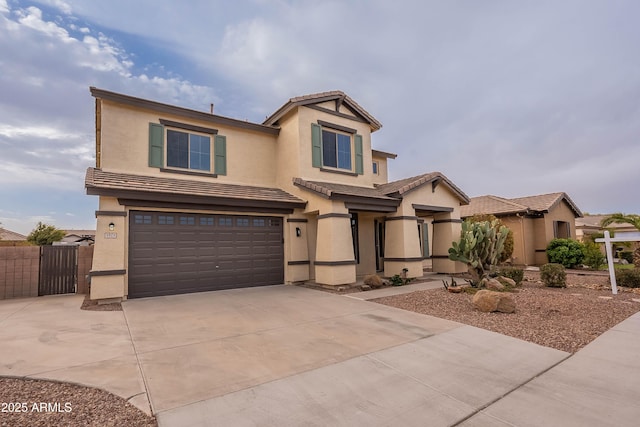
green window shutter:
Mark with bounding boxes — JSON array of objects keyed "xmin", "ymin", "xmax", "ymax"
[
  {"xmin": 148, "ymin": 123, "xmax": 164, "ymax": 167},
  {"xmin": 311, "ymin": 123, "xmax": 322, "ymax": 168},
  {"xmin": 214, "ymin": 135, "xmax": 227, "ymax": 175},
  {"xmin": 354, "ymin": 134, "xmax": 363, "ymax": 175}
]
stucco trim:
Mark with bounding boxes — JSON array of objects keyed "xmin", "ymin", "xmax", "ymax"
[
  {"xmin": 412, "ymin": 204, "xmax": 454, "ymax": 213},
  {"xmin": 307, "ymin": 105, "xmax": 370, "ymax": 125},
  {"xmin": 159, "ymin": 119, "xmax": 218, "ymax": 135},
  {"xmin": 90, "ymin": 269, "xmax": 126, "ymax": 277},
  {"xmin": 383, "ymin": 257, "xmax": 425, "ymax": 262},
  {"xmin": 535, "ymin": 249, "xmax": 547, "ymax": 253},
  {"xmin": 385, "ymin": 216, "xmax": 419, "ymax": 221},
  {"xmin": 159, "ymin": 168, "xmax": 218, "ymax": 178},
  {"xmin": 345, "ymin": 202, "xmax": 397, "ymax": 213},
  {"xmin": 317, "ymin": 213, "xmax": 351, "ymax": 220},
  {"xmin": 319, "ymin": 167, "xmax": 359, "ymax": 177},
  {"xmin": 317, "ymin": 120, "xmax": 357, "ymax": 134},
  {"xmin": 95, "ymin": 211, "xmax": 127, "ymax": 217},
  {"xmin": 430, "ymin": 255, "xmax": 451, "ymax": 259},
  {"xmin": 117, "ymin": 199, "xmax": 296, "ymax": 215},
  {"xmin": 432, "ymin": 219, "xmax": 463, "ymax": 224},
  {"xmin": 371, "ymin": 149, "xmax": 397, "ymax": 159},
  {"xmin": 287, "ymin": 260, "xmax": 310, "ymax": 265},
  {"xmin": 314, "ymin": 260, "xmax": 357, "ymax": 266},
  {"xmin": 286, "ymin": 218, "xmax": 308, "ymax": 223}
]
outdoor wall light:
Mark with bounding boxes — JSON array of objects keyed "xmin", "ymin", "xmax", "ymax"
[
  {"xmin": 296, "ymin": 227, "xmax": 301, "ymax": 237},
  {"xmin": 108, "ymin": 222, "xmax": 115, "ymax": 231}
]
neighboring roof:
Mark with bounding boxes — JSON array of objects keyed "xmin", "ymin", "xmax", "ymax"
[
  {"xmin": 376, "ymin": 172, "xmax": 470, "ymax": 204},
  {"xmin": 90, "ymin": 87, "xmax": 279, "ymax": 136},
  {"xmin": 85, "ymin": 168, "xmax": 306, "ymax": 210},
  {"xmin": 63, "ymin": 230, "xmax": 96, "ymax": 237},
  {"xmin": 461, "ymin": 192, "xmax": 583, "ymax": 218},
  {"xmin": 263, "ymin": 91, "xmax": 382, "ymax": 131},
  {"xmin": 576, "ymin": 215, "xmax": 636, "ymax": 229},
  {"xmin": 0, "ymin": 228, "xmax": 27, "ymax": 241},
  {"xmin": 372, "ymin": 149, "xmax": 397, "ymax": 159}
]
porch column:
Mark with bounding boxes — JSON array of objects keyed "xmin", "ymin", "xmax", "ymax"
[
  {"xmin": 383, "ymin": 216, "xmax": 423, "ymax": 278},
  {"xmin": 431, "ymin": 215, "xmax": 466, "ymax": 274},
  {"xmin": 314, "ymin": 211, "xmax": 356, "ymax": 286}
]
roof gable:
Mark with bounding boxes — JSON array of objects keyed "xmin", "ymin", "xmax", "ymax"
[
  {"xmin": 376, "ymin": 172, "xmax": 470, "ymax": 204},
  {"xmin": 263, "ymin": 91, "xmax": 382, "ymax": 131}
]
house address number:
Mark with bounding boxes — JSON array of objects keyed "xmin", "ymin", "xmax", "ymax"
[{"xmin": 104, "ymin": 232, "xmax": 117, "ymax": 239}]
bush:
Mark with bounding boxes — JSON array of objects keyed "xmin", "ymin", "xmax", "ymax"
[
  {"xmin": 619, "ymin": 251, "xmax": 634, "ymax": 264},
  {"xmin": 497, "ymin": 266, "xmax": 524, "ymax": 285},
  {"xmin": 540, "ymin": 263, "xmax": 566, "ymax": 288},
  {"xmin": 546, "ymin": 239, "xmax": 585, "ymax": 268},
  {"xmin": 616, "ymin": 268, "xmax": 640, "ymax": 288},
  {"xmin": 582, "ymin": 241, "xmax": 606, "ymax": 270}
]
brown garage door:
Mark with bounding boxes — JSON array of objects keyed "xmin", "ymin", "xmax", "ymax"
[{"xmin": 128, "ymin": 211, "xmax": 284, "ymax": 298}]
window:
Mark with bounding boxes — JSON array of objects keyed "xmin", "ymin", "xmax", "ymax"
[
  {"xmin": 167, "ymin": 129, "xmax": 210, "ymax": 171},
  {"xmin": 372, "ymin": 161, "xmax": 379, "ymax": 174},
  {"xmin": 158, "ymin": 215, "xmax": 174, "ymax": 225},
  {"xmin": 179, "ymin": 216, "xmax": 195, "ymax": 225},
  {"xmin": 200, "ymin": 216, "xmax": 214, "ymax": 226},
  {"xmin": 134, "ymin": 214, "xmax": 152, "ymax": 225},
  {"xmin": 554, "ymin": 221, "xmax": 571, "ymax": 238},
  {"xmin": 311, "ymin": 123, "xmax": 363, "ymax": 174},
  {"xmin": 322, "ymin": 129, "xmax": 351, "ymax": 170}
]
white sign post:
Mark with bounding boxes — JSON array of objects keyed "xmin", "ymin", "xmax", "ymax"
[{"xmin": 595, "ymin": 231, "xmax": 640, "ymax": 295}]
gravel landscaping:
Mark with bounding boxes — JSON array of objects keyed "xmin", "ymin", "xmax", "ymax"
[
  {"xmin": 0, "ymin": 377, "xmax": 156, "ymax": 427},
  {"xmin": 373, "ymin": 271, "xmax": 640, "ymax": 353}
]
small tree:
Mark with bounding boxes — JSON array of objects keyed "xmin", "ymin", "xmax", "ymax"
[
  {"xmin": 448, "ymin": 219, "xmax": 509, "ymax": 286},
  {"xmin": 582, "ymin": 241, "xmax": 606, "ymax": 270},
  {"xmin": 601, "ymin": 213, "xmax": 640, "ymax": 267},
  {"xmin": 27, "ymin": 222, "xmax": 65, "ymax": 246}
]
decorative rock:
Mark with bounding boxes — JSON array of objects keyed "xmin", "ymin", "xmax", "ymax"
[
  {"xmin": 472, "ymin": 290, "xmax": 516, "ymax": 313},
  {"xmin": 497, "ymin": 276, "xmax": 516, "ymax": 287},
  {"xmin": 364, "ymin": 274, "xmax": 384, "ymax": 289},
  {"xmin": 485, "ymin": 278, "xmax": 505, "ymax": 291},
  {"xmin": 359, "ymin": 284, "xmax": 371, "ymax": 291},
  {"xmin": 447, "ymin": 284, "xmax": 470, "ymax": 293}
]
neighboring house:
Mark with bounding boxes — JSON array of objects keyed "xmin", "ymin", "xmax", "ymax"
[
  {"xmin": 576, "ymin": 215, "xmax": 637, "ymax": 242},
  {"xmin": 59, "ymin": 230, "xmax": 96, "ymax": 246},
  {"xmin": 460, "ymin": 193, "xmax": 583, "ymax": 266},
  {"xmin": 86, "ymin": 88, "xmax": 469, "ymax": 301},
  {"xmin": 0, "ymin": 228, "xmax": 27, "ymax": 245}
]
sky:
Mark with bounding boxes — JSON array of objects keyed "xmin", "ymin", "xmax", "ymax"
[{"xmin": 1, "ymin": 0, "xmax": 639, "ymax": 235}]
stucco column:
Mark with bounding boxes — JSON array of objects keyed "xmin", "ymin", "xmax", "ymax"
[
  {"xmin": 314, "ymin": 211, "xmax": 356, "ymax": 286},
  {"xmin": 383, "ymin": 216, "xmax": 423, "ymax": 278},
  {"xmin": 286, "ymin": 216, "xmax": 310, "ymax": 283},
  {"xmin": 90, "ymin": 197, "xmax": 127, "ymax": 300},
  {"xmin": 431, "ymin": 215, "xmax": 466, "ymax": 274}
]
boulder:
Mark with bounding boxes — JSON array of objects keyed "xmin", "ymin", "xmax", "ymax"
[
  {"xmin": 485, "ymin": 278, "xmax": 505, "ymax": 291},
  {"xmin": 472, "ymin": 290, "xmax": 516, "ymax": 313},
  {"xmin": 497, "ymin": 276, "xmax": 517, "ymax": 287},
  {"xmin": 363, "ymin": 274, "xmax": 384, "ymax": 289}
]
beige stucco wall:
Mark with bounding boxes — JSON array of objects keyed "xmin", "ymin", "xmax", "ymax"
[
  {"xmin": 371, "ymin": 155, "xmax": 389, "ymax": 185},
  {"xmin": 99, "ymin": 100, "xmax": 279, "ymax": 187}
]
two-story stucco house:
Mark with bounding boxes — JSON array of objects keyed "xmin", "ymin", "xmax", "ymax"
[{"xmin": 86, "ymin": 88, "xmax": 468, "ymax": 300}]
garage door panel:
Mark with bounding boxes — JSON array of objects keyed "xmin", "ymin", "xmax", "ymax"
[{"xmin": 129, "ymin": 212, "xmax": 284, "ymax": 298}]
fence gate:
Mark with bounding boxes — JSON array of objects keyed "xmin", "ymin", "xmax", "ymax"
[{"xmin": 39, "ymin": 246, "xmax": 77, "ymax": 296}]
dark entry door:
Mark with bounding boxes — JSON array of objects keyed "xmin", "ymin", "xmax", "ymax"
[{"xmin": 128, "ymin": 211, "xmax": 284, "ymax": 298}]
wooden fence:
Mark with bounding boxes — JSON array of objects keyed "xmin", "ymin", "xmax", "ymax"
[{"xmin": 0, "ymin": 246, "xmax": 94, "ymax": 300}]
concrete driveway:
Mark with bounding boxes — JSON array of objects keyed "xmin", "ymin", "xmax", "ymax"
[
  {"xmin": 4, "ymin": 284, "xmax": 637, "ymax": 426},
  {"xmin": 120, "ymin": 285, "xmax": 566, "ymax": 426}
]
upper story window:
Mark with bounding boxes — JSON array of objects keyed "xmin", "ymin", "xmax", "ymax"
[
  {"xmin": 372, "ymin": 161, "xmax": 379, "ymax": 175},
  {"xmin": 148, "ymin": 121, "xmax": 227, "ymax": 176},
  {"xmin": 167, "ymin": 130, "xmax": 211, "ymax": 171},
  {"xmin": 322, "ymin": 129, "xmax": 351, "ymax": 170},
  {"xmin": 311, "ymin": 121, "xmax": 364, "ymax": 175}
]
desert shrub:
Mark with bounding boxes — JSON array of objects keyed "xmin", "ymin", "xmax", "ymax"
[
  {"xmin": 616, "ymin": 268, "xmax": 640, "ymax": 288},
  {"xmin": 582, "ymin": 241, "xmax": 606, "ymax": 270},
  {"xmin": 497, "ymin": 266, "xmax": 524, "ymax": 285},
  {"xmin": 546, "ymin": 239, "xmax": 585, "ymax": 268},
  {"xmin": 467, "ymin": 214, "xmax": 514, "ymax": 262},
  {"xmin": 619, "ymin": 251, "xmax": 634, "ymax": 264},
  {"xmin": 540, "ymin": 263, "xmax": 566, "ymax": 288}
]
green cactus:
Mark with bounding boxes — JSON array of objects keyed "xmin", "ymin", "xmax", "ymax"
[{"xmin": 448, "ymin": 219, "xmax": 509, "ymax": 287}]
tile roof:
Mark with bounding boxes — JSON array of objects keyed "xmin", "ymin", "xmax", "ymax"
[
  {"xmin": 376, "ymin": 172, "xmax": 470, "ymax": 203},
  {"xmin": 461, "ymin": 192, "xmax": 583, "ymax": 218},
  {"xmin": 85, "ymin": 168, "xmax": 306, "ymax": 207},
  {"xmin": 576, "ymin": 215, "xmax": 635, "ymax": 229},
  {"xmin": 292, "ymin": 178, "xmax": 398, "ymax": 201},
  {"xmin": 263, "ymin": 91, "xmax": 382, "ymax": 131},
  {"xmin": 0, "ymin": 228, "xmax": 27, "ymax": 241}
]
